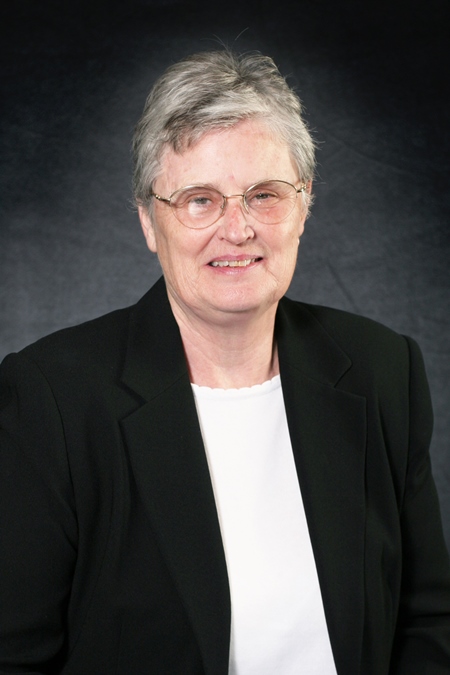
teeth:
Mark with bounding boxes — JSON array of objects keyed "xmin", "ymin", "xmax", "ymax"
[{"xmin": 210, "ymin": 258, "xmax": 258, "ymax": 267}]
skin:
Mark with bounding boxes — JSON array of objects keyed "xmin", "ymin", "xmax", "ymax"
[{"xmin": 139, "ymin": 118, "xmax": 310, "ymax": 388}]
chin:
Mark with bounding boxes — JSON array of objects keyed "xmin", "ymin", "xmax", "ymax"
[{"xmin": 207, "ymin": 290, "xmax": 278, "ymax": 317}]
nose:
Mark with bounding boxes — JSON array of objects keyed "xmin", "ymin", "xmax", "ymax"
[{"xmin": 216, "ymin": 194, "xmax": 255, "ymax": 243}]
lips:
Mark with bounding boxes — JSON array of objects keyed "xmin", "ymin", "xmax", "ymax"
[{"xmin": 209, "ymin": 257, "xmax": 261, "ymax": 267}]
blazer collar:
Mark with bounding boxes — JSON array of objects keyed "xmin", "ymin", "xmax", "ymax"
[
  {"xmin": 120, "ymin": 280, "xmax": 366, "ymax": 675},
  {"xmin": 121, "ymin": 280, "xmax": 353, "ymax": 397},
  {"xmin": 121, "ymin": 276, "xmax": 188, "ymax": 400}
]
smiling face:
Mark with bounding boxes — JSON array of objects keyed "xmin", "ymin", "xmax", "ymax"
[{"xmin": 138, "ymin": 119, "xmax": 309, "ymax": 329}]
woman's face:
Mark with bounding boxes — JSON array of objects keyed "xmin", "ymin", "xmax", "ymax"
[{"xmin": 139, "ymin": 119, "xmax": 309, "ymax": 328}]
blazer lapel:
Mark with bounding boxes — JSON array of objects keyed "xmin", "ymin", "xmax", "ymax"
[
  {"xmin": 119, "ymin": 279, "xmax": 230, "ymax": 675},
  {"xmin": 277, "ymin": 298, "xmax": 366, "ymax": 675}
]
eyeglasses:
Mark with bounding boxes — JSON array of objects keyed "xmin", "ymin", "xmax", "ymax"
[{"xmin": 149, "ymin": 180, "xmax": 307, "ymax": 229}]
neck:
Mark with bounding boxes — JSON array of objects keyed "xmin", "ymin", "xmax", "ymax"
[{"xmin": 169, "ymin": 300, "xmax": 279, "ymax": 389}]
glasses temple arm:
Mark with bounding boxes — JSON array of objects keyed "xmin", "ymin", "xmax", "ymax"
[{"xmin": 149, "ymin": 192, "xmax": 171, "ymax": 204}]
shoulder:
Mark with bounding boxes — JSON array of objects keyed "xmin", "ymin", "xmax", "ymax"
[
  {"xmin": 280, "ymin": 295, "xmax": 413, "ymax": 366},
  {"xmin": 0, "ymin": 306, "xmax": 134, "ymax": 439},
  {"xmin": 279, "ymin": 296, "xmax": 434, "ymax": 473},
  {"xmin": 0, "ymin": 277, "xmax": 175, "ymax": 412},
  {"xmin": 278, "ymin": 296, "xmax": 428, "ymax": 407},
  {"xmin": 0, "ymin": 305, "xmax": 132, "ymax": 391},
  {"xmin": 1, "ymin": 278, "xmax": 168, "ymax": 382},
  {"xmin": 281, "ymin": 295, "xmax": 405, "ymax": 346}
]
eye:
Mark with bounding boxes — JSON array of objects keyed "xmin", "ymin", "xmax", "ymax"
[
  {"xmin": 173, "ymin": 187, "xmax": 220, "ymax": 215},
  {"xmin": 247, "ymin": 184, "xmax": 280, "ymax": 209},
  {"xmin": 254, "ymin": 191, "xmax": 276, "ymax": 201},
  {"xmin": 189, "ymin": 195, "xmax": 213, "ymax": 207},
  {"xmin": 186, "ymin": 193, "xmax": 217, "ymax": 216}
]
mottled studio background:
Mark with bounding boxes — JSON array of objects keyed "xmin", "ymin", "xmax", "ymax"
[{"xmin": 1, "ymin": 0, "xmax": 449, "ymax": 540}]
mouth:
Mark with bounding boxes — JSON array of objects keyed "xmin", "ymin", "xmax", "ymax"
[{"xmin": 209, "ymin": 257, "xmax": 262, "ymax": 268}]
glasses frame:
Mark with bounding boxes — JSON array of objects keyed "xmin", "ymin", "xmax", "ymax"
[{"xmin": 149, "ymin": 179, "xmax": 307, "ymax": 229}]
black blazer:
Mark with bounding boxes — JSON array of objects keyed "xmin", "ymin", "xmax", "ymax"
[{"xmin": 1, "ymin": 277, "xmax": 450, "ymax": 674}]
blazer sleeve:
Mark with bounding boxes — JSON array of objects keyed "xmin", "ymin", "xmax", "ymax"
[
  {"xmin": 390, "ymin": 336, "xmax": 450, "ymax": 673},
  {"xmin": 0, "ymin": 352, "xmax": 78, "ymax": 673}
]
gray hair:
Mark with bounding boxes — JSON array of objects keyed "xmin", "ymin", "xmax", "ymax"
[{"xmin": 132, "ymin": 50, "xmax": 316, "ymax": 209}]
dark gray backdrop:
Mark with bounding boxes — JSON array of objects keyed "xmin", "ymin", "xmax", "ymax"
[{"xmin": 1, "ymin": 0, "xmax": 449, "ymax": 540}]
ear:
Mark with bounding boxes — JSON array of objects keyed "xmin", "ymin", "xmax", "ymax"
[
  {"xmin": 301, "ymin": 179, "xmax": 313, "ymax": 227},
  {"xmin": 297, "ymin": 214, "xmax": 306, "ymax": 239},
  {"xmin": 138, "ymin": 204, "xmax": 158, "ymax": 253}
]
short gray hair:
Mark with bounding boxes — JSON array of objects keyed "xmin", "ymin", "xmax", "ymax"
[{"xmin": 132, "ymin": 50, "xmax": 316, "ymax": 208}]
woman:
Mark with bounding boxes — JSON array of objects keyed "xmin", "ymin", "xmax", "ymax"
[{"xmin": 1, "ymin": 51, "xmax": 450, "ymax": 674}]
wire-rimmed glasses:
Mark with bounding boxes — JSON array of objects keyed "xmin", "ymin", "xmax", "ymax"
[{"xmin": 149, "ymin": 180, "xmax": 307, "ymax": 229}]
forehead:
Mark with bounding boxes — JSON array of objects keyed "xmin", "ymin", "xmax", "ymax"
[{"xmin": 156, "ymin": 119, "xmax": 297, "ymax": 193}]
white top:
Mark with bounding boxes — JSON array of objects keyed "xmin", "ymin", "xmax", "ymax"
[{"xmin": 191, "ymin": 376, "xmax": 337, "ymax": 675}]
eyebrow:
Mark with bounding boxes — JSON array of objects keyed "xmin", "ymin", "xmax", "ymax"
[{"xmin": 172, "ymin": 178, "xmax": 282, "ymax": 194}]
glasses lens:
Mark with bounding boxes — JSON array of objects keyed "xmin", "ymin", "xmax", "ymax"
[
  {"xmin": 245, "ymin": 181, "xmax": 297, "ymax": 223},
  {"xmin": 171, "ymin": 186, "xmax": 222, "ymax": 228}
]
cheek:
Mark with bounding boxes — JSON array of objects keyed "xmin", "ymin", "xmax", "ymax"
[
  {"xmin": 155, "ymin": 229, "xmax": 206, "ymax": 281},
  {"xmin": 275, "ymin": 229, "xmax": 303, "ymax": 277},
  {"xmin": 276, "ymin": 225, "xmax": 303, "ymax": 257}
]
